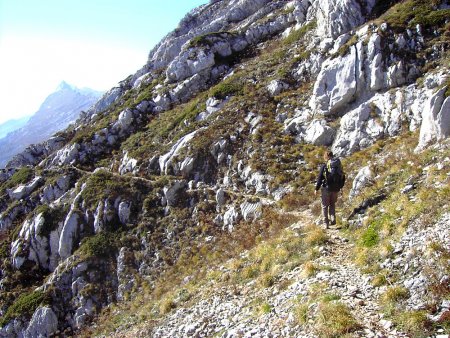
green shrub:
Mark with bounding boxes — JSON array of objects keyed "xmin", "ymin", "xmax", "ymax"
[
  {"xmin": 283, "ymin": 20, "xmax": 317, "ymax": 45},
  {"xmin": 361, "ymin": 226, "xmax": 379, "ymax": 247},
  {"xmin": 1, "ymin": 167, "xmax": 33, "ymax": 194},
  {"xmin": 0, "ymin": 290, "xmax": 49, "ymax": 327},
  {"xmin": 79, "ymin": 232, "xmax": 119, "ymax": 258},
  {"xmin": 209, "ymin": 77, "xmax": 243, "ymax": 99}
]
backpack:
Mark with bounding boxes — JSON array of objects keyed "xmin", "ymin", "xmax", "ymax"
[{"xmin": 325, "ymin": 158, "xmax": 345, "ymax": 192}]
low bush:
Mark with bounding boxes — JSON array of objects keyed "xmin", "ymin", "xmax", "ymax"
[
  {"xmin": 315, "ymin": 302, "xmax": 360, "ymax": 337},
  {"xmin": 0, "ymin": 290, "xmax": 49, "ymax": 327}
]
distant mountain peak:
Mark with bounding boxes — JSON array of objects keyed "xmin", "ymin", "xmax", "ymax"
[{"xmin": 56, "ymin": 81, "xmax": 75, "ymax": 91}]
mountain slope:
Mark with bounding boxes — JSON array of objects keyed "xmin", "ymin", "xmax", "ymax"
[
  {"xmin": 0, "ymin": 0, "xmax": 449, "ymax": 337},
  {"xmin": 0, "ymin": 82, "xmax": 102, "ymax": 168},
  {"xmin": 0, "ymin": 117, "xmax": 30, "ymax": 139}
]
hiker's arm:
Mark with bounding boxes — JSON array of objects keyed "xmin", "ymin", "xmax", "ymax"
[{"xmin": 315, "ymin": 165, "xmax": 325, "ymax": 192}]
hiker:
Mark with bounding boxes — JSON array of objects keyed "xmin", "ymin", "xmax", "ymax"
[{"xmin": 314, "ymin": 150, "xmax": 345, "ymax": 228}]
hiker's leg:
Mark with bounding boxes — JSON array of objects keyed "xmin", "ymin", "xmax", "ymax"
[
  {"xmin": 321, "ymin": 188, "xmax": 330, "ymax": 227},
  {"xmin": 329, "ymin": 191, "xmax": 338, "ymax": 225}
]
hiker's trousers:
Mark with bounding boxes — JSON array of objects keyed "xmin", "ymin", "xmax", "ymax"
[{"xmin": 321, "ymin": 187, "xmax": 338, "ymax": 225}]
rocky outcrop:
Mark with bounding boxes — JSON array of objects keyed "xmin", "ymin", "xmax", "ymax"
[
  {"xmin": 349, "ymin": 165, "xmax": 373, "ymax": 200},
  {"xmin": 6, "ymin": 136, "xmax": 67, "ymax": 169},
  {"xmin": 7, "ymin": 177, "xmax": 43, "ymax": 200},
  {"xmin": 159, "ymin": 130, "xmax": 202, "ymax": 176},
  {"xmin": 416, "ymin": 87, "xmax": 450, "ymax": 151},
  {"xmin": 11, "ymin": 212, "xmax": 62, "ymax": 271},
  {"xmin": 315, "ymin": 0, "xmax": 375, "ymax": 39},
  {"xmin": 24, "ymin": 307, "xmax": 58, "ymax": 338}
]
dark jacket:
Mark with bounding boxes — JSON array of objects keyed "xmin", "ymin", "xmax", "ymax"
[
  {"xmin": 315, "ymin": 163, "xmax": 328, "ymax": 191},
  {"xmin": 315, "ymin": 159, "xmax": 346, "ymax": 192}
]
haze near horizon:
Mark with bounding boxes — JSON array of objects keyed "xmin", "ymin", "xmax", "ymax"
[{"xmin": 0, "ymin": 0, "xmax": 208, "ymax": 125}]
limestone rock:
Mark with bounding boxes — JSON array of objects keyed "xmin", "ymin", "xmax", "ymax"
[
  {"xmin": 159, "ymin": 129, "xmax": 202, "ymax": 175},
  {"xmin": 118, "ymin": 201, "xmax": 131, "ymax": 224},
  {"xmin": 41, "ymin": 175, "xmax": 71, "ymax": 204},
  {"xmin": 332, "ymin": 103, "xmax": 384, "ymax": 156},
  {"xmin": 11, "ymin": 213, "xmax": 62, "ymax": 271},
  {"xmin": 119, "ymin": 152, "xmax": 138, "ymax": 175},
  {"xmin": 24, "ymin": 307, "xmax": 58, "ymax": 338},
  {"xmin": 304, "ymin": 119, "xmax": 336, "ymax": 146},
  {"xmin": 267, "ymin": 80, "xmax": 289, "ymax": 96},
  {"xmin": 416, "ymin": 87, "xmax": 450, "ymax": 151},
  {"xmin": 7, "ymin": 176, "xmax": 43, "ymax": 200},
  {"xmin": 223, "ymin": 206, "xmax": 240, "ymax": 232},
  {"xmin": 240, "ymin": 200, "xmax": 262, "ymax": 221},
  {"xmin": 315, "ymin": 0, "xmax": 375, "ymax": 39},
  {"xmin": 58, "ymin": 211, "xmax": 83, "ymax": 261},
  {"xmin": 310, "ymin": 44, "xmax": 361, "ymax": 114},
  {"xmin": 349, "ymin": 165, "xmax": 373, "ymax": 200},
  {"xmin": 163, "ymin": 180, "xmax": 187, "ymax": 207}
]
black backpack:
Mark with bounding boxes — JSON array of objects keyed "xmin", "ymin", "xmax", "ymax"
[{"xmin": 325, "ymin": 158, "xmax": 345, "ymax": 192}]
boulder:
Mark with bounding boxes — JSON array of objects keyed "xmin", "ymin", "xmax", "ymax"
[
  {"xmin": 51, "ymin": 143, "xmax": 81, "ymax": 166},
  {"xmin": 24, "ymin": 306, "xmax": 58, "ymax": 338},
  {"xmin": 163, "ymin": 180, "xmax": 187, "ymax": 207},
  {"xmin": 159, "ymin": 129, "xmax": 202, "ymax": 175},
  {"xmin": 223, "ymin": 206, "xmax": 240, "ymax": 232},
  {"xmin": 304, "ymin": 119, "xmax": 336, "ymax": 146},
  {"xmin": 416, "ymin": 87, "xmax": 450, "ymax": 151},
  {"xmin": 267, "ymin": 80, "xmax": 289, "ymax": 96},
  {"xmin": 7, "ymin": 176, "xmax": 43, "ymax": 200},
  {"xmin": 332, "ymin": 103, "xmax": 384, "ymax": 156},
  {"xmin": 118, "ymin": 201, "xmax": 131, "ymax": 224},
  {"xmin": 119, "ymin": 152, "xmax": 138, "ymax": 175},
  {"xmin": 349, "ymin": 165, "xmax": 373, "ymax": 200},
  {"xmin": 240, "ymin": 200, "xmax": 262, "ymax": 221}
]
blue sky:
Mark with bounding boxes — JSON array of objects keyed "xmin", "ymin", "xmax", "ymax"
[{"xmin": 0, "ymin": 0, "xmax": 207, "ymax": 124}]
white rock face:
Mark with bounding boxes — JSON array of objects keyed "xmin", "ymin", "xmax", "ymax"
[
  {"xmin": 58, "ymin": 211, "xmax": 82, "ymax": 261},
  {"xmin": 7, "ymin": 176, "xmax": 42, "ymax": 200},
  {"xmin": 304, "ymin": 119, "xmax": 336, "ymax": 146},
  {"xmin": 118, "ymin": 201, "xmax": 131, "ymax": 224},
  {"xmin": 11, "ymin": 213, "xmax": 62, "ymax": 271},
  {"xmin": 23, "ymin": 306, "xmax": 58, "ymax": 338},
  {"xmin": 41, "ymin": 175, "xmax": 71, "ymax": 204},
  {"xmin": 51, "ymin": 143, "xmax": 81, "ymax": 166},
  {"xmin": 315, "ymin": 0, "xmax": 374, "ymax": 39},
  {"xmin": 167, "ymin": 48, "xmax": 216, "ymax": 83},
  {"xmin": 119, "ymin": 152, "xmax": 138, "ymax": 175},
  {"xmin": 113, "ymin": 109, "xmax": 135, "ymax": 135},
  {"xmin": 267, "ymin": 80, "xmax": 289, "ymax": 96},
  {"xmin": 223, "ymin": 206, "xmax": 240, "ymax": 232},
  {"xmin": 159, "ymin": 129, "xmax": 202, "ymax": 175},
  {"xmin": 349, "ymin": 165, "xmax": 373, "ymax": 200},
  {"xmin": 240, "ymin": 200, "xmax": 262, "ymax": 221},
  {"xmin": 332, "ymin": 103, "xmax": 384, "ymax": 156},
  {"xmin": 416, "ymin": 87, "xmax": 450, "ymax": 150},
  {"xmin": 311, "ymin": 44, "xmax": 361, "ymax": 114}
]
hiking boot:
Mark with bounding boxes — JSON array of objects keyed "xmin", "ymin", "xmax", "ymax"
[{"xmin": 330, "ymin": 219, "xmax": 336, "ymax": 225}]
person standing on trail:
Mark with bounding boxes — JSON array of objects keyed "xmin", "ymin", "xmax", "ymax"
[{"xmin": 314, "ymin": 150, "xmax": 346, "ymax": 228}]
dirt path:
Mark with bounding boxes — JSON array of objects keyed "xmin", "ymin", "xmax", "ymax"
[{"xmin": 108, "ymin": 209, "xmax": 410, "ymax": 338}]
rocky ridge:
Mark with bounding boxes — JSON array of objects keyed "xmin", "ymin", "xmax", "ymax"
[{"xmin": 0, "ymin": 0, "xmax": 449, "ymax": 337}]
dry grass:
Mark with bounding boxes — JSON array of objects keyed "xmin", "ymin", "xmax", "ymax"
[{"xmin": 315, "ymin": 302, "xmax": 361, "ymax": 337}]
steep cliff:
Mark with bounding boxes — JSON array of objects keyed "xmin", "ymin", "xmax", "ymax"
[{"xmin": 0, "ymin": 0, "xmax": 449, "ymax": 337}]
